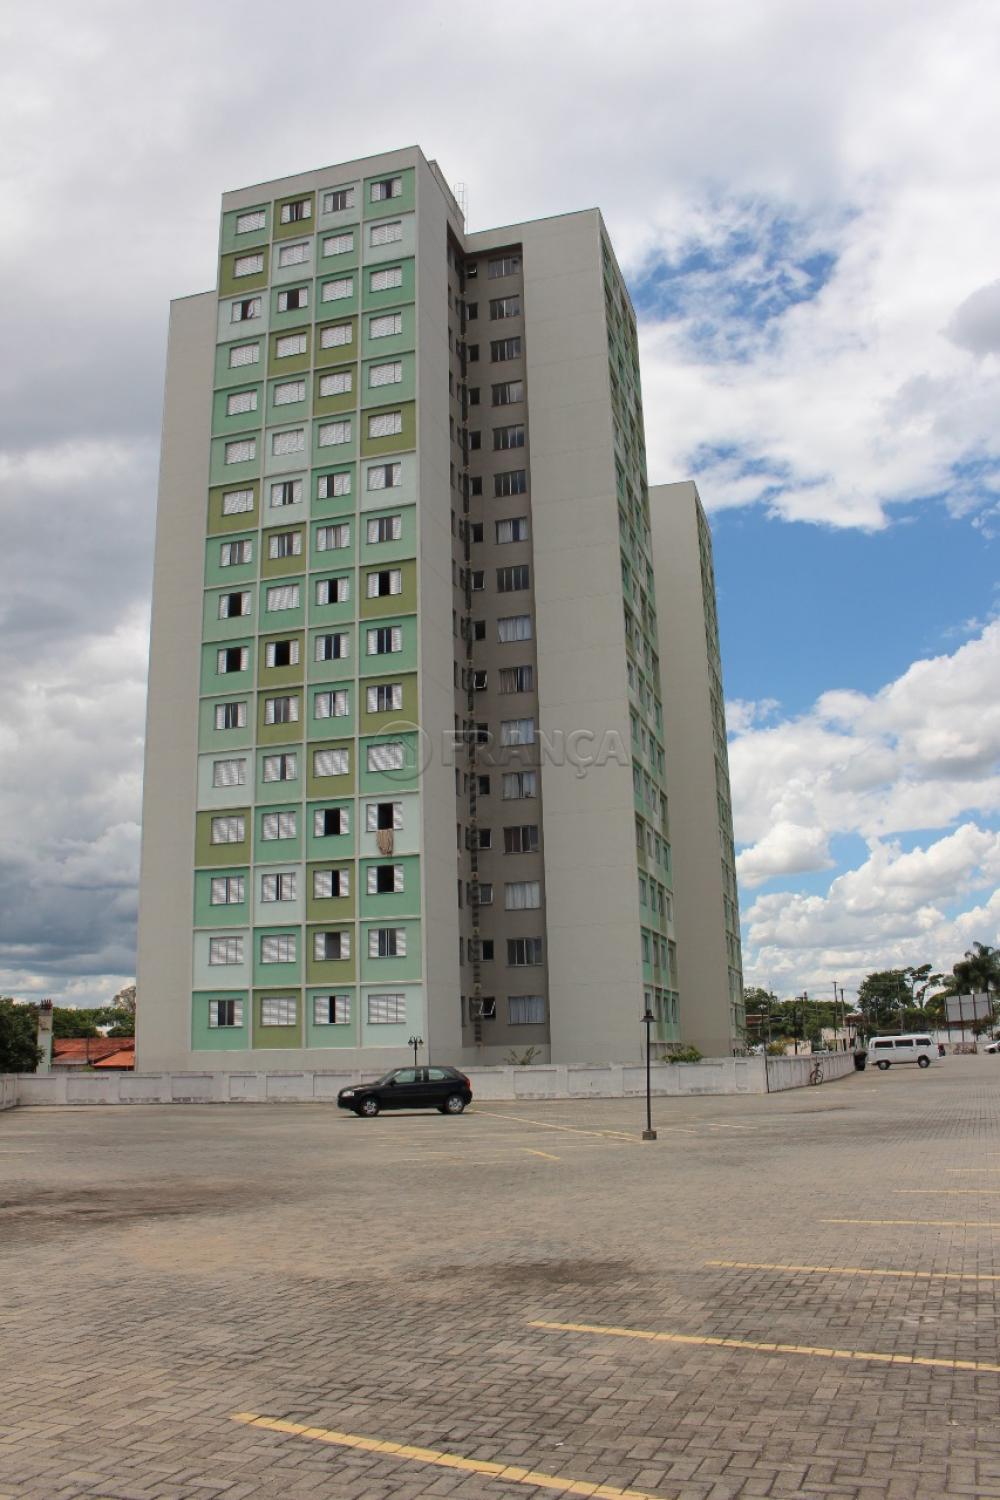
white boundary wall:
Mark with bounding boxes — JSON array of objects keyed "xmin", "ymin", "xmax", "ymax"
[{"xmin": 3, "ymin": 1053, "xmax": 855, "ymax": 1106}]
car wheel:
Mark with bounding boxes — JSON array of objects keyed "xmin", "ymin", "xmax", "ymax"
[
  {"xmin": 360, "ymin": 1097, "xmax": 380, "ymax": 1116},
  {"xmin": 918, "ymin": 1056, "xmax": 930, "ymax": 1068},
  {"xmin": 444, "ymin": 1094, "xmax": 466, "ymax": 1114},
  {"xmin": 876, "ymin": 1060, "xmax": 890, "ymax": 1070}
]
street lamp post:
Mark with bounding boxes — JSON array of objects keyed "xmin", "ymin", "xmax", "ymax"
[
  {"xmin": 408, "ymin": 1034, "xmax": 423, "ymax": 1068},
  {"xmin": 641, "ymin": 1007, "xmax": 657, "ymax": 1141}
]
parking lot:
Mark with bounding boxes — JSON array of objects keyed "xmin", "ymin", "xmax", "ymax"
[{"xmin": 2, "ymin": 1055, "xmax": 1000, "ymax": 1500}]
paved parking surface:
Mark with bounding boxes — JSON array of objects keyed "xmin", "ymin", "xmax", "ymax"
[{"xmin": 2, "ymin": 1056, "xmax": 1000, "ymax": 1500}]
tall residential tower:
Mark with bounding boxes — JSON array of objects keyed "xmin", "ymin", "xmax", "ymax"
[{"xmin": 138, "ymin": 147, "xmax": 705, "ymax": 1072}]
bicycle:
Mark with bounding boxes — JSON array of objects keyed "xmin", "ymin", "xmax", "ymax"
[{"xmin": 808, "ymin": 1061, "xmax": 824, "ymax": 1085}]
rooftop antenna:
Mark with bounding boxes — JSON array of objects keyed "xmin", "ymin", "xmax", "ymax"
[{"xmin": 453, "ymin": 181, "xmax": 468, "ymax": 227}]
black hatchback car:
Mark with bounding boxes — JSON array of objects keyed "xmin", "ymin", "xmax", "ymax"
[{"xmin": 337, "ymin": 1066, "xmax": 473, "ymax": 1117}]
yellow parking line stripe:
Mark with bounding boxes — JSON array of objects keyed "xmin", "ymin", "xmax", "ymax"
[
  {"xmin": 821, "ymin": 1217, "xmax": 1000, "ymax": 1228},
  {"xmin": 523, "ymin": 1148, "xmax": 561, "ymax": 1161},
  {"xmin": 527, "ymin": 1320, "xmax": 1000, "ymax": 1374},
  {"xmin": 471, "ymin": 1108, "xmax": 644, "ymax": 1142},
  {"xmin": 705, "ymin": 1259, "xmax": 1000, "ymax": 1282},
  {"xmin": 229, "ymin": 1412, "xmax": 667, "ymax": 1498}
]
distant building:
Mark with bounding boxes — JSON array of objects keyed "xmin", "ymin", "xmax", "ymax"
[{"xmin": 51, "ymin": 1038, "xmax": 135, "ymax": 1071}]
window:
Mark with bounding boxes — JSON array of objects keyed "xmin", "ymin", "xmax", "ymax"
[
  {"xmin": 317, "ymin": 471, "xmax": 351, "ymax": 499},
  {"xmin": 313, "ymin": 868, "xmax": 349, "ymax": 898},
  {"xmin": 495, "ymin": 469, "xmax": 527, "ymax": 496},
  {"xmin": 315, "ymin": 807, "xmax": 349, "ymax": 836},
  {"xmin": 270, "ymin": 479, "xmax": 302, "ymax": 508},
  {"xmin": 260, "ymin": 995, "xmax": 297, "ymax": 1025},
  {"xmin": 497, "ymin": 564, "xmax": 529, "ymax": 592},
  {"xmin": 261, "ymin": 811, "xmax": 297, "ymax": 840},
  {"xmin": 280, "ymin": 198, "xmax": 311, "ymax": 224},
  {"xmin": 368, "ymin": 411, "xmax": 403, "ymax": 439},
  {"xmin": 370, "ymin": 266, "xmax": 403, "ymax": 293},
  {"xmin": 264, "ymin": 639, "xmax": 300, "ymax": 667},
  {"xmin": 367, "ymin": 625, "xmax": 403, "ymax": 655},
  {"xmin": 489, "ymin": 295, "xmax": 520, "ymax": 319},
  {"xmin": 315, "ymin": 576, "xmax": 350, "ymax": 607},
  {"xmin": 370, "ymin": 177, "xmax": 402, "ymax": 202},
  {"xmin": 266, "ymin": 585, "xmax": 300, "ymax": 611},
  {"xmin": 321, "ymin": 322, "xmax": 353, "ymax": 349},
  {"xmin": 367, "ymin": 864, "xmax": 404, "ymax": 894},
  {"xmin": 367, "ymin": 514, "xmax": 402, "ymax": 543},
  {"xmin": 491, "ymin": 337, "xmax": 522, "ymax": 361},
  {"xmin": 497, "ymin": 615, "xmax": 532, "ymax": 643},
  {"xmin": 366, "ymin": 683, "xmax": 402, "ymax": 713},
  {"xmin": 210, "ymin": 874, "xmax": 245, "ymax": 904},
  {"xmin": 493, "ymin": 424, "xmax": 524, "ymax": 450},
  {"xmin": 367, "ymin": 741, "xmax": 405, "ymax": 772},
  {"xmin": 505, "ymin": 880, "xmax": 541, "ymax": 910},
  {"xmin": 235, "ymin": 209, "xmax": 266, "ymax": 234},
  {"xmin": 366, "ymin": 569, "xmax": 402, "ymax": 598},
  {"xmin": 224, "ymin": 439, "xmax": 256, "ymax": 465},
  {"xmin": 502, "ymin": 770, "xmax": 537, "ymax": 799},
  {"xmin": 315, "ymin": 631, "xmax": 350, "ymax": 660},
  {"xmin": 495, "ymin": 517, "xmax": 528, "ymax": 544},
  {"xmin": 219, "ymin": 590, "xmax": 251, "ymax": 619},
  {"xmin": 319, "ymin": 370, "xmax": 353, "ymax": 397},
  {"xmin": 370, "ymin": 312, "xmax": 402, "ymax": 339},
  {"xmin": 268, "ymin": 531, "xmax": 302, "ymax": 559},
  {"xmin": 499, "ymin": 665, "xmax": 534, "ymax": 694},
  {"xmin": 508, "ymin": 937, "xmax": 543, "ymax": 965},
  {"xmin": 314, "ymin": 689, "xmax": 350, "ymax": 719},
  {"xmin": 492, "ymin": 380, "xmax": 523, "ymax": 406},
  {"xmin": 261, "ymin": 872, "xmax": 296, "ymax": 902},
  {"xmin": 275, "ymin": 331, "xmax": 307, "ymax": 357},
  {"xmin": 277, "ymin": 287, "xmax": 308, "ymax": 312},
  {"xmin": 367, "ymin": 463, "xmax": 402, "ymax": 490},
  {"xmin": 272, "ymin": 428, "xmax": 305, "ymax": 456},
  {"xmin": 504, "ymin": 825, "xmax": 539, "ymax": 854},
  {"xmin": 323, "ymin": 232, "xmax": 354, "ymax": 256},
  {"xmin": 369, "ymin": 360, "xmax": 403, "ymax": 387},
  {"xmin": 323, "ymin": 187, "xmax": 355, "ymax": 213},
  {"xmin": 220, "ymin": 539, "xmax": 252, "ymax": 566},
  {"xmin": 273, "ymin": 379, "xmax": 305, "ymax": 406},
  {"xmin": 316, "ymin": 522, "xmax": 350, "ymax": 551},
  {"xmin": 472, "ymin": 670, "xmax": 488, "ymax": 691},
  {"xmin": 469, "ymin": 882, "xmax": 493, "ymax": 906},
  {"xmin": 262, "ymin": 753, "xmax": 297, "ymax": 783},
  {"xmin": 369, "ymin": 927, "xmax": 406, "ymax": 958},
  {"xmin": 366, "ymin": 801, "xmax": 403, "ymax": 831},
  {"xmin": 214, "ymin": 701, "xmax": 247, "ymax": 730},
  {"xmin": 488, "ymin": 254, "xmax": 521, "ymax": 279},
  {"xmin": 264, "ymin": 696, "xmax": 299, "ymax": 725},
  {"xmin": 231, "ymin": 298, "xmax": 261, "ymax": 323},
  {"xmin": 229, "ymin": 344, "xmax": 260, "ymax": 371},
  {"xmin": 509, "ymin": 995, "xmax": 546, "ymax": 1025},
  {"xmin": 208, "ymin": 999, "xmax": 243, "ymax": 1029},
  {"xmin": 209, "ymin": 936, "xmax": 243, "ymax": 965},
  {"xmin": 318, "ymin": 420, "xmax": 351, "ymax": 447},
  {"xmin": 216, "ymin": 646, "xmax": 248, "ymax": 674},
  {"xmin": 370, "ymin": 220, "xmax": 403, "ymax": 246},
  {"xmin": 314, "ymin": 994, "xmax": 351, "ymax": 1025},
  {"xmin": 314, "ymin": 748, "xmax": 350, "ymax": 777},
  {"xmin": 322, "ymin": 277, "xmax": 354, "ymax": 303},
  {"xmin": 470, "ymin": 570, "xmax": 485, "ymax": 591},
  {"xmin": 368, "ymin": 993, "xmax": 406, "ymax": 1024},
  {"xmin": 314, "ymin": 930, "xmax": 350, "ymax": 960},
  {"xmin": 222, "ymin": 488, "xmax": 254, "ymax": 516}
]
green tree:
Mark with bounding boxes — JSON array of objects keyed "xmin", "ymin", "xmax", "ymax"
[
  {"xmin": 103, "ymin": 983, "xmax": 136, "ymax": 1038},
  {"xmin": 0, "ymin": 998, "xmax": 41, "ymax": 1073},
  {"xmin": 51, "ymin": 1007, "xmax": 103, "ymax": 1039},
  {"xmin": 950, "ymin": 943, "xmax": 1000, "ymax": 1000},
  {"xmin": 856, "ymin": 970, "xmax": 911, "ymax": 1033}
]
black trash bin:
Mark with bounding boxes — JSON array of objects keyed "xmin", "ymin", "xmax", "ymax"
[{"xmin": 853, "ymin": 1050, "xmax": 867, "ymax": 1071}]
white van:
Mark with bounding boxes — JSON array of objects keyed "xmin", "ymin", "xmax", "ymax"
[{"xmin": 868, "ymin": 1034, "xmax": 935, "ymax": 1070}]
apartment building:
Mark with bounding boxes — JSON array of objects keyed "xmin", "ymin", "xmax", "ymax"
[
  {"xmin": 137, "ymin": 146, "xmax": 682, "ymax": 1072},
  {"xmin": 651, "ymin": 482, "xmax": 745, "ymax": 1055}
]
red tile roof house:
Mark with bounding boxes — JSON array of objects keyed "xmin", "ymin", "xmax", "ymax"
[{"xmin": 50, "ymin": 1038, "xmax": 135, "ymax": 1070}]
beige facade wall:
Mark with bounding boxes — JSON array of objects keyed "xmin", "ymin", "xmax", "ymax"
[
  {"xmin": 650, "ymin": 481, "xmax": 742, "ymax": 1056},
  {"xmin": 136, "ymin": 292, "xmax": 217, "ymax": 1070}
]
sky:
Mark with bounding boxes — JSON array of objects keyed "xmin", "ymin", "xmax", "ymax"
[{"xmin": 0, "ymin": 0, "xmax": 997, "ymax": 1012}]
